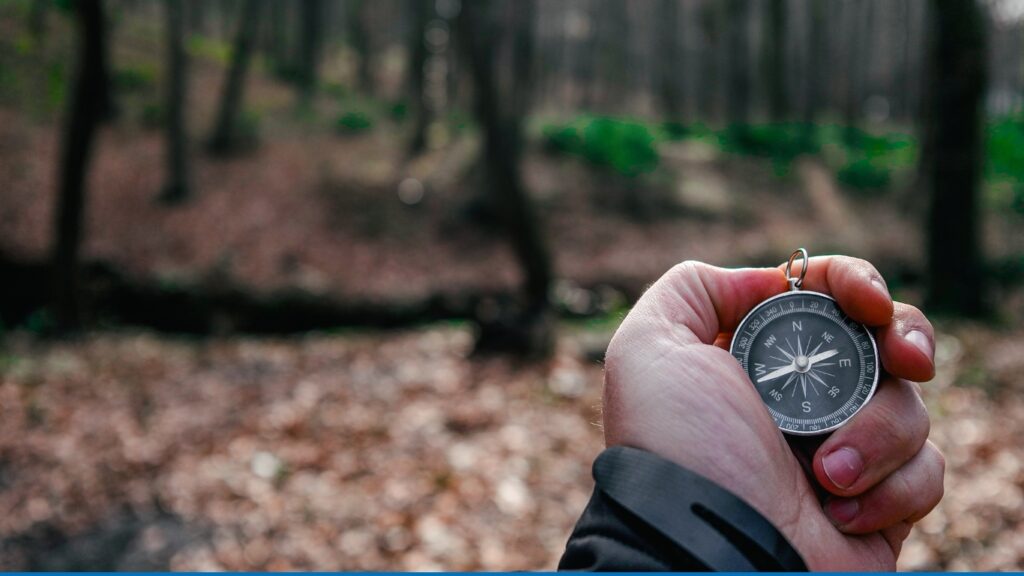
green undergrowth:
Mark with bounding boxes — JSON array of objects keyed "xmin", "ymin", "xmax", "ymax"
[{"xmin": 540, "ymin": 115, "xmax": 918, "ymax": 189}]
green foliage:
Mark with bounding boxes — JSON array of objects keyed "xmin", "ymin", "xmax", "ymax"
[
  {"xmin": 841, "ymin": 128, "xmax": 915, "ymax": 164},
  {"xmin": 239, "ymin": 109, "xmax": 262, "ymax": 142},
  {"xmin": 542, "ymin": 124, "xmax": 583, "ymax": 155},
  {"xmin": 335, "ymin": 111, "xmax": 373, "ymax": 135},
  {"xmin": 836, "ymin": 157, "xmax": 891, "ymax": 191},
  {"xmin": 272, "ymin": 63, "xmax": 305, "ymax": 86},
  {"xmin": 542, "ymin": 116, "xmax": 659, "ymax": 177},
  {"xmin": 987, "ymin": 116, "xmax": 1024, "ymax": 186},
  {"xmin": 661, "ymin": 121, "xmax": 690, "ymax": 141},
  {"xmin": 113, "ymin": 65, "xmax": 156, "ymax": 93},
  {"xmin": 321, "ymin": 81, "xmax": 347, "ymax": 98},
  {"xmin": 990, "ymin": 253, "xmax": 1024, "ymax": 287},
  {"xmin": 187, "ymin": 36, "xmax": 231, "ymax": 65},
  {"xmin": 389, "ymin": 101, "xmax": 408, "ymax": 123},
  {"xmin": 1012, "ymin": 185, "xmax": 1024, "ymax": 216},
  {"xmin": 14, "ymin": 33, "xmax": 35, "ymax": 55},
  {"xmin": 46, "ymin": 61, "xmax": 65, "ymax": 110},
  {"xmin": 24, "ymin": 309, "xmax": 53, "ymax": 335},
  {"xmin": 141, "ymin": 102, "xmax": 163, "ymax": 128},
  {"xmin": 717, "ymin": 123, "xmax": 819, "ymax": 168}
]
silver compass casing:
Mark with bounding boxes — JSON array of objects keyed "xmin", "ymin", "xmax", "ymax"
[{"xmin": 729, "ymin": 289, "xmax": 880, "ymax": 436}]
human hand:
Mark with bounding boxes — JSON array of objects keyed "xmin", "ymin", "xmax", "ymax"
[{"xmin": 602, "ymin": 256, "xmax": 943, "ymax": 570}]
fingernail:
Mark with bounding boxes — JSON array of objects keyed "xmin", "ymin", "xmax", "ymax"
[
  {"xmin": 871, "ymin": 278, "xmax": 890, "ymax": 301},
  {"xmin": 906, "ymin": 329, "xmax": 934, "ymax": 360},
  {"xmin": 826, "ymin": 498, "xmax": 860, "ymax": 526},
  {"xmin": 822, "ymin": 447, "xmax": 863, "ymax": 489}
]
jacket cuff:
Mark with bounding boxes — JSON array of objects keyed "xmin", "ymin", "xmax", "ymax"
[{"xmin": 563, "ymin": 445, "xmax": 807, "ymax": 571}]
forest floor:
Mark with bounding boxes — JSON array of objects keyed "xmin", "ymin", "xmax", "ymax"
[
  {"xmin": 2, "ymin": 7, "xmax": 1024, "ymax": 570},
  {"xmin": 1, "ymin": 322, "xmax": 1024, "ymax": 570}
]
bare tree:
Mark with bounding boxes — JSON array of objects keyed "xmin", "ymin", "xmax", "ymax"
[
  {"xmin": 207, "ymin": 0, "xmax": 260, "ymax": 155},
  {"xmin": 161, "ymin": 0, "xmax": 191, "ymax": 203},
  {"xmin": 458, "ymin": 0, "xmax": 555, "ymax": 357},
  {"xmin": 922, "ymin": 0, "xmax": 988, "ymax": 315},
  {"xmin": 802, "ymin": 0, "xmax": 825, "ymax": 127},
  {"xmin": 52, "ymin": 0, "xmax": 107, "ymax": 333},
  {"xmin": 297, "ymin": 0, "xmax": 322, "ymax": 109},
  {"xmin": 29, "ymin": 0, "xmax": 47, "ymax": 43},
  {"xmin": 726, "ymin": 0, "xmax": 750, "ymax": 133},
  {"xmin": 407, "ymin": 0, "xmax": 432, "ymax": 155},
  {"xmin": 654, "ymin": 0, "xmax": 684, "ymax": 122},
  {"xmin": 765, "ymin": 0, "xmax": 787, "ymax": 121},
  {"xmin": 349, "ymin": 0, "xmax": 372, "ymax": 94}
]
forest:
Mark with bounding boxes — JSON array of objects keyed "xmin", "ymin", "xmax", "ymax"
[{"xmin": 0, "ymin": 0, "xmax": 1023, "ymax": 570}]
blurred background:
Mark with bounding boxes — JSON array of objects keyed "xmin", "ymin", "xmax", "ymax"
[{"xmin": 0, "ymin": 0, "xmax": 1022, "ymax": 570}]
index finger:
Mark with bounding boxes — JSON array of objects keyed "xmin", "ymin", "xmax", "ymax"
[{"xmin": 778, "ymin": 255, "xmax": 894, "ymax": 326}]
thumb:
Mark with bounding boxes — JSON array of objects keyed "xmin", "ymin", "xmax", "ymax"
[{"xmin": 636, "ymin": 261, "xmax": 788, "ymax": 345}]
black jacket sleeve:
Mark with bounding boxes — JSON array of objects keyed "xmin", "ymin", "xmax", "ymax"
[{"xmin": 558, "ymin": 446, "xmax": 808, "ymax": 571}]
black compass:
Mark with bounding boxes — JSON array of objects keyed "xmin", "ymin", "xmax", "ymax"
[{"xmin": 730, "ymin": 249, "xmax": 879, "ymax": 435}]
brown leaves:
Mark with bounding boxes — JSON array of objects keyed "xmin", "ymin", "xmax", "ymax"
[
  {"xmin": 0, "ymin": 328, "xmax": 604, "ymax": 570},
  {"xmin": 1, "ymin": 323, "xmax": 1023, "ymax": 569}
]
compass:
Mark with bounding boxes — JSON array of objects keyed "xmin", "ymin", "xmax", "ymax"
[{"xmin": 730, "ymin": 249, "xmax": 879, "ymax": 435}]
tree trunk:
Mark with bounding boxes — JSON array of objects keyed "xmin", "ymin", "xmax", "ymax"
[
  {"xmin": 52, "ymin": 0, "xmax": 106, "ymax": 333},
  {"xmin": 802, "ymin": 0, "xmax": 824, "ymax": 126},
  {"xmin": 458, "ymin": 0, "xmax": 555, "ymax": 356},
  {"xmin": 726, "ymin": 0, "xmax": 750, "ymax": 133},
  {"xmin": 297, "ymin": 0, "xmax": 321, "ymax": 109},
  {"xmin": 207, "ymin": 0, "xmax": 260, "ymax": 155},
  {"xmin": 844, "ymin": 0, "xmax": 868, "ymax": 142},
  {"xmin": 655, "ymin": 0, "xmax": 684, "ymax": 122},
  {"xmin": 161, "ymin": 0, "xmax": 190, "ymax": 203},
  {"xmin": 186, "ymin": 0, "xmax": 206, "ymax": 35},
  {"xmin": 349, "ymin": 0, "xmax": 372, "ymax": 94},
  {"xmin": 96, "ymin": 2, "xmax": 116, "ymax": 122},
  {"xmin": 29, "ymin": 0, "xmax": 47, "ymax": 43},
  {"xmin": 407, "ymin": 0, "xmax": 431, "ymax": 156},
  {"xmin": 271, "ymin": 0, "xmax": 289, "ymax": 74},
  {"xmin": 698, "ymin": 2, "xmax": 722, "ymax": 122},
  {"xmin": 922, "ymin": 0, "xmax": 987, "ymax": 315},
  {"xmin": 765, "ymin": 0, "xmax": 787, "ymax": 121}
]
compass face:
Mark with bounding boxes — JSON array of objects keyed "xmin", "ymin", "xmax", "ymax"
[{"xmin": 729, "ymin": 290, "xmax": 879, "ymax": 435}]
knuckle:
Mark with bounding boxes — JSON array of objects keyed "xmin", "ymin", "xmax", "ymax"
[
  {"xmin": 894, "ymin": 302, "xmax": 934, "ymax": 332},
  {"xmin": 842, "ymin": 255, "xmax": 878, "ymax": 278},
  {"xmin": 874, "ymin": 392, "xmax": 928, "ymax": 452},
  {"xmin": 668, "ymin": 260, "xmax": 704, "ymax": 282}
]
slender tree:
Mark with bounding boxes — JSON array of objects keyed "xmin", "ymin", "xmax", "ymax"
[
  {"xmin": 407, "ymin": 0, "xmax": 432, "ymax": 155},
  {"xmin": 207, "ymin": 0, "xmax": 260, "ymax": 155},
  {"xmin": 458, "ymin": 0, "xmax": 555, "ymax": 356},
  {"xmin": 349, "ymin": 0, "xmax": 372, "ymax": 94},
  {"xmin": 802, "ymin": 0, "xmax": 825, "ymax": 128},
  {"xmin": 96, "ymin": 0, "xmax": 116, "ymax": 122},
  {"xmin": 29, "ymin": 0, "xmax": 47, "ymax": 43},
  {"xmin": 297, "ymin": 0, "xmax": 322, "ymax": 109},
  {"xmin": 765, "ymin": 0, "xmax": 787, "ymax": 121},
  {"xmin": 698, "ymin": 1, "xmax": 722, "ymax": 121},
  {"xmin": 726, "ymin": 0, "xmax": 750, "ymax": 136},
  {"xmin": 654, "ymin": 0, "xmax": 684, "ymax": 122},
  {"xmin": 843, "ymin": 0, "xmax": 868, "ymax": 142},
  {"xmin": 52, "ymin": 0, "xmax": 106, "ymax": 333},
  {"xmin": 922, "ymin": 0, "xmax": 988, "ymax": 315},
  {"xmin": 161, "ymin": 0, "xmax": 190, "ymax": 203}
]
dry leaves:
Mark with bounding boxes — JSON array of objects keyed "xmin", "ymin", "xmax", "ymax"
[{"xmin": 0, "ymin": 322, "xmax": 1022, "ymax": 570}]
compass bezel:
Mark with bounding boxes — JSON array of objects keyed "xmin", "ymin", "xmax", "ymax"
[{"xmin": 729, "ymin": 289, "xmax": 880, "ymax": 436}]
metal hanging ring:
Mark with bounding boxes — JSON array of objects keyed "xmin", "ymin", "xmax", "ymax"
[{"xmin": 786, "ymin": 248, "xmax": 809, "ymax": 290}]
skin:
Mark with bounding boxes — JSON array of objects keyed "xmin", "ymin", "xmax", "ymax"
[{"xmin": 603, "ymin": 256, "xmax": 943, "ymax": 570}]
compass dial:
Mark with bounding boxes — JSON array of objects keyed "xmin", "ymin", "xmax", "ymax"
[{"xmin": 729, "ymin": 290, "xmax": 879, "ymax": 435}]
